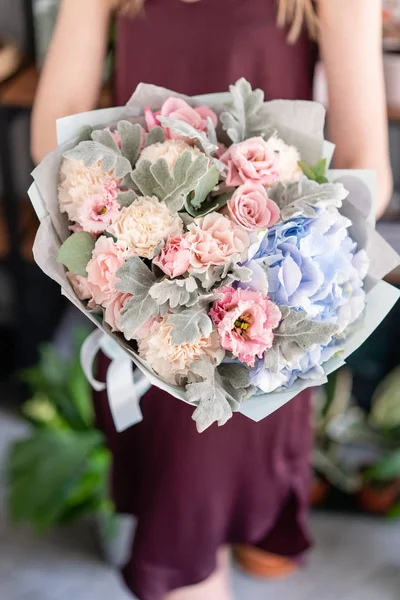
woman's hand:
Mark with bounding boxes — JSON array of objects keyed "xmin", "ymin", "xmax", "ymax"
[
  {"xmin": 31, "ymin": 0, "xmax": 113, "ymax": 163},
  {"xmin": 318, "ymin": 0, "xmax": 393, "ymax": 218}
]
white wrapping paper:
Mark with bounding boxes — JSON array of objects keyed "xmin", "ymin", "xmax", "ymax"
[{"xmin": 29, "ymin": 85, "xmax": 400, "ymax": 430}]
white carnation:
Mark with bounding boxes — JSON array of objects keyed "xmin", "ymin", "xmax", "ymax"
[
  {"xmin": 266, "ymin": 134, "xmax": 302, "ymax": 184},
  {"xmin": 138, "ymin": 139, "xmax": 204, "ymax": 171}
]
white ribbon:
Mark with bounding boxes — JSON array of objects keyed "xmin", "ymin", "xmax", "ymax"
[{"xmin": 80, "ymin": 330, "xmax": 151, "ymax": 432}]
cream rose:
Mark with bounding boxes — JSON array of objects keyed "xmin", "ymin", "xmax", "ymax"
[
  {"xmin": 138, "ymin": 316, "xmax": 224, "ymax": 385},
  {"xmin": 107, "ymin": 196, "xmax": 183, "ymax": 259}
]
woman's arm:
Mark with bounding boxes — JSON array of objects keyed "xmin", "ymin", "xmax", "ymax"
[
  {"xmin": 318, "ymin": 0, "xmax": 392, "ymax": 217},
  {"xmin": 31, "ymin": 0, "xmax": 113, "ymax": 163}
]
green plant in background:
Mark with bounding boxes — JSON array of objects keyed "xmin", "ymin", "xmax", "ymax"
[
  {"xmin": 313, "ymin": 365, "xmax": 400, "ymax": 516},
  {"xmin": 7, "ymin": 328, "xmax": 114, "ymax": 533}
]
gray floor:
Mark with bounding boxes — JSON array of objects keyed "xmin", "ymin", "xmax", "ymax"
[{"xmin": 1, "ymin": 410, "xmax": 400, "ymax": 600}]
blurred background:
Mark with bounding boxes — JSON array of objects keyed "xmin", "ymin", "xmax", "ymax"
[{"xmin": 1, "ymin": 1, "xmax": 400, "ymax": 599}]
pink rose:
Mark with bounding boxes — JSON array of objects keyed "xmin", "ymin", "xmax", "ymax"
[
  {"xmin": 210, "ymin": 287, "xmax": 281, "ymax": 367},
  {"xmin": 77, "ymin": 180, "xmax": 120, "ymax": 234},
  {"xmin": 186, "ymin": 213, "xmax": 249, "ymax": 273},
  {"xmin": 67, "ymin": 272, "xmax": 92, "ymax": 301},
  {"xmin": 226, "ymin": 181, "xmax": 280, "ymax": 231},
  {"xmin": 153, "ymin": 234, "xmax": 191, "ymax": 278},
  {"xmin": 220, "ymin": 137, "xmax": 279, "ymax": 187},
  {"xmin": 104, "ymin": 291, "xmax": 132, "ymax": 332},
  {"xmin": 86, "ymin": 237, "xmax": 128, "ymax": 306},
  {"xmin": 145, "ymin": 98, "xmax": 218, "ymax": 139}
]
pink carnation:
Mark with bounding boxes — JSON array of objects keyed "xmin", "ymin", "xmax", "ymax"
[
  {"xmin": 77, "ymin": 180, "xmax": 120, "ymax": 234},
  {"xmin": 86, "ymin": 236, "xmax": 128, "ymax": 306},
  {"xmin": 186, "ymin": 213, "xmax": 249, "ymax": 274},
  {"xmin": 210, "ymin": 287, "xmax": 281, "ymax": 367},
  {"xmin": 145, "ymin": 98, "xmax": 218, "ymax": 139},
  {"xmin": 153, "ymin": 234, "xmax": 191, "ymax": 278},
  {"xmin": 104, "ymin": 291, "xmax": 132, "ymax": 332},
  {"xmin": 67, "ymin": 272, "xmax": 92, "ymax": 301},
  {"xmin": 226, "ymin": 181, "xmax": 280, "ymax": 231},
  {"xmin": 220, "ymin": 137, "xmax": 279, "ymax": 187}
]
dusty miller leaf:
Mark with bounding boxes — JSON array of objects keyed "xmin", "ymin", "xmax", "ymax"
[
  {"xmin": 189, "ymin": 166, "xmax": 220, "ymax": 209},
  {"xmin": 194, "ymin": 260, "xmax": 252, "ymax": 291},
  {"xmin": 149, "ymin": 276, "xmax": 198, "ymax": 309},
  {"xmin": 220, "ymin": 78, "xmax": 271, "ymax": 144},
  {"xmin": 270, "ymin": 306, "xmax": 340, "ymax": 365},
  {"xmin": 117, "ymin": 189, "xmax": 138, "ymax": 208},
  {"xmin": 131, "ymin": 152, "xmax": 210, "ymax": 213},
  {"xmin": 184, "ymin": 192, "xmax": 232, "ymax": 218},
  {"xmin": 115, "ymin": 257, "xmax": 158, "ymax": 339},
  {"xmin": 157, "ymin": 116, "xmax": 218, "ymax": 155},
  {"xmin": 166, "ymin": 301, "xmax": 214, "ymax": 345},
  {"xmin": 57, "ymin": 232, "xmax": 95, "ymax": 277},
  {"xmin": 145, "ymin": 126, "xmax": 165, "ymax": 147},
  {"xmin": 188, "ymin": 381, "xmax": 233, "ymax": 432},
  {"xmin": 269, "ymin": 177, "xmax": 348, "ymax": 221},
  {"xmin": 91, "ymin": 128, "xmax": 120, "ymax": 152},
  {"xmin": 117, "ymin": 121, "xmax": 143, "ymax": 166},
  {"xmin": 217, "ymin": 363, "xmax": 251, "ymax": 390},
  {"xmin": 63, "ymin": 140, "xmax": 131, "ymax": 179}
]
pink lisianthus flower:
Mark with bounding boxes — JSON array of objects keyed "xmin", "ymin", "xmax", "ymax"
[
  {"xmin": 67, "ymin": 272, "xmax": 92, "ymax": 301},
  {"xmin": 186, "ymin": 213, "xmax": 249, "ymax": 274},
  {"xmin": 77, "ymin": 180, "xmax": 120, "ymax": 234},
  {"xmin": 220, "ymin": 137, "xmax": 279, "ymax": 187},
  {"xmin": 226, "ymin": 181, "xmax": 280, "ymax": 231},
  {"xmin": 86, "ymin": 236, "xmax": 129, "ymax": 306},
  {"xmin": 145, "ymin": 98, "xmax": 218, "ymax": 139},
  {"xmin": 153, "ymin": 234, "xmax": 191, "ymax": 278},
  {"xmin": 210, "ymin": 287, "xmax": 281, "ymax": 367},
  {"xmin": 104, "ymin": 291, "xmax": 132, "ymax": 332}
]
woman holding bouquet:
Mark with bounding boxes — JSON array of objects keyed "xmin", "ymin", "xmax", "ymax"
[{"xmin": 32, "ymin": 1, "xmax": 391, "ymax": 599}]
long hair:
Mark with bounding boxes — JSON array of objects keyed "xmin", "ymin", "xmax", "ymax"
[{"xmin": 115, "ymin": 0, "xmax": 318, "ymax": 43}]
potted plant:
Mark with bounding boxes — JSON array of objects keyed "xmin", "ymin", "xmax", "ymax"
[
  {"xmin": 357, "ymin": 367, "xmax": 400, "ymax": 515},
  {"xmin": 311, "ymin": 368, "xmax": 363, "ymax": 505},
  {"xmin": 6, "ymin": 328, "xmax": 115, "ymax": 534}
]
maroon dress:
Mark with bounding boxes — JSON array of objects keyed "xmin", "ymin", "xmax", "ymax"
[{"xmin": 95, "ymin": 2, "xmax": 316, "ymax": 598}]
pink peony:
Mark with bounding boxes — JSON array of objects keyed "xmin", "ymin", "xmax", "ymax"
[
  {"xmin": 104, "ymin": 291, "xmax": 132, "ymax": 332},
  {"xmin": 226, "ymin": 181, "xmax": 280, "ymax": 231},
  {"xmin": 138, "ymin": 316, "xmax": 224, "ymax": 385},
  {"xmin": 67, "ymin": 272, "xmax": 92, "ymax": 301},
  {"xmin": 77, "ymin": 180, "xmax": 121, "ymax": 233},
  {"xmin": 220, "ymin": 137, "xmax": 279, "ymax": 187},
  {"xmin": 210, "ymin": 287, "xmax": 281, "ymax": 367},
  {"xmin": 145, "ymin": 98, "xmax": 218, "ymax": 139},
  {"xmin": 86, "ymin": 236, "xmax": 128, "ymax": 306},
  {"xmin": 186, "ymin": 213, "xmax": 249, "ymax": 273},
  {"xmin": 153, "ymin": 234, "xmax": 191, "ymax": 278}
]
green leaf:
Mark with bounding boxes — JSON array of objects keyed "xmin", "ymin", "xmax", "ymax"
[
  {"xmin": 115, "ymin": 257, "xmax": 159, "ymax": 339},
  {"xmin": 117, "ymin": 121, "xmax": 143, "ymax": 166},
  {"xmin": 7, "ymin": 430, "xmax": 103, "ymax": 532},
  {"xmin": 269, "ymin": 178, "xmax": 348, "ymax": 221},
  {"xmin": 189, "ymin": 166, "xmax": 220, "ymax": 209},
  {"xmin": 298, "ymin": 159, "xmax": 329, "ymax": 185},
  {"xmin": 166, "ymin": 302, "xmax": 214, "ymax": 345},
  {"xmin": 387, "ymin": 501, "xmax": 400, "ymax": 519},
  {"xmin": 132, "ymin": 151, "xmax": 210, "ymax": 213},
  {"xmin": 157, "ymin": 116, "xmax": 218, "ymax": 155},
  {"xmin": 264, "ymin": 306, "xmax": 339, "ymax": 371},
  {"xmin": 118, "ymin": 189, "xmax": 138, "ymax": 208},
  {"xmin": 145, "ymin": 126, "xmax": 166, "ymax": 147},
  {"xmin": 370, "ymin": 366, "xmax": 400, "ymax": 431},
  {"xmin": 63, "ymin": 139, "xmax": 132, "ymax": 179},
  {"xmin": 184, "ymin": 191, "xmax": 232, "ymax": 218},
  {"xmin": 364, "ymin": 449, "xmax": 400, "ymax": 482},
  {"xmin": 220, "ymin": 78, "xmax": 270, "ymax": 143},
  {"xmin": 57, "ymin": 232, "xmax": 95, "ymax": 277}
]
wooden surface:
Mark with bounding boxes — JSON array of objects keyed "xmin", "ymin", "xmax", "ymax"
[{"xmin": 0, "ymin": 65, "xmax": 113, "ymax": 109}]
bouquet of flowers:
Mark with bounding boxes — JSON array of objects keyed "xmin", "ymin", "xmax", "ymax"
[{"xmin": 29, "ymin": 79, "xmax": 400, "ymax": 432}]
